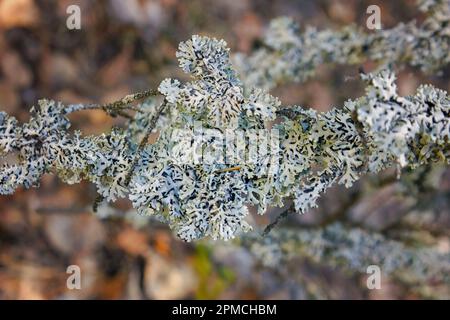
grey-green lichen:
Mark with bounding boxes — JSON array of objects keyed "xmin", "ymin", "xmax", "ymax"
[
  {"xmin": 1, "ymin": 32, "xmax": 448, "ymax": 242},
  {"xmin": 234, "ymin": 0, "xmax": 450, "ymax": 90},
  {"xmin": 1, "ymin": 0, "xmax": 447, "ymax": 295},
  {"xmin": 246, "ymin": 223, "xmax": 450, "ymax": 284}
]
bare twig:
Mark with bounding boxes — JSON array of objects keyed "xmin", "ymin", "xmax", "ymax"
[{"xmin": 262, "ymin": 204, "xmax": 295, "ymax": 237}]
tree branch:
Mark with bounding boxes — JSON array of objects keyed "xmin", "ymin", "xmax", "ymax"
[
  {"xmin": 124, "ymin": 99, "xmax": 169, "ymax": 186},
  {"xmin": 262, "ymin": 203, "xmax": 295, "ymax": 237},
  {"xmin": 65, "ymin": 89, "xmax": 160, "ymax": 118}
]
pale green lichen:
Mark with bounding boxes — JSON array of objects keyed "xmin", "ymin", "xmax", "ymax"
[
  {"xmin": 1, "ymin": 33, "xmax": 448, "ymax": 242},
  {"xmin": 234, "ymin": 0, "xmax": 450, "ymax": 90}
]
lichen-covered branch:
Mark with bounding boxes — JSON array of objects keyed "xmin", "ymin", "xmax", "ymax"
[
  {"xmin": 246, "ymin": 223, "xmax": 450, "ymax": 284},
  {"xmin": 234, "ymin": 0, "xmax": 450, "ymax": 90},
  {"xmin": 1, "ymin": 33, "xmax": 448, "ymax": 242},
  {"xmin": 65, "ymin": 89, "xmax": 160, "ymax": 116}
]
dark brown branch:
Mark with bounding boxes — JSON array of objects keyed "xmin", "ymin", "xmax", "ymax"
[
  {"xmin": 262, "ymin": 204, "xmax": 295, "ymax": 237},
  {"xmin": 92, "ymin": 194, "xmax": 105, "ymax": 213}
]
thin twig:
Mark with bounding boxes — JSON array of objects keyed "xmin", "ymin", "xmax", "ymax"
[
  {"xmin": 350, "ymin": 109, "xmax": 370, "ymax": 172},
  {"xmin": 92, "ymin": 194, "xmax": 105, "ymax": 213},
  {"xmin": 101, "ymin": 89, "xmax": 159, "ymax": 114},
  {"xmin": 124, "ymin": 99, "xmax": 169, "ymax": 186},
  {"xmin": 113, "ymin": 110, "xmax": 134, "ymax": 120},
  {"xmin": 276, "ymin": 107, "xmax": 302, "ymax": 119},
  {"xmin": 215, "ymin": 166, "xmax": 242, "ymax": 173},
  {"xmin": 262, "ymin": 204, "xmax": 295, "ymax": 236},
  {"xmin": 78, "ymin": 90, "xmax": 162, "ymax": 212},
  {"xmin": 65, "ymin": 89, "xmax": 159, "ymax": 117}
]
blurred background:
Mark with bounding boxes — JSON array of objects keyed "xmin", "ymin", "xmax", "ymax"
[{"xmin": 0, "ymin": 0, "xmax": 449, "ymax": 299}]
